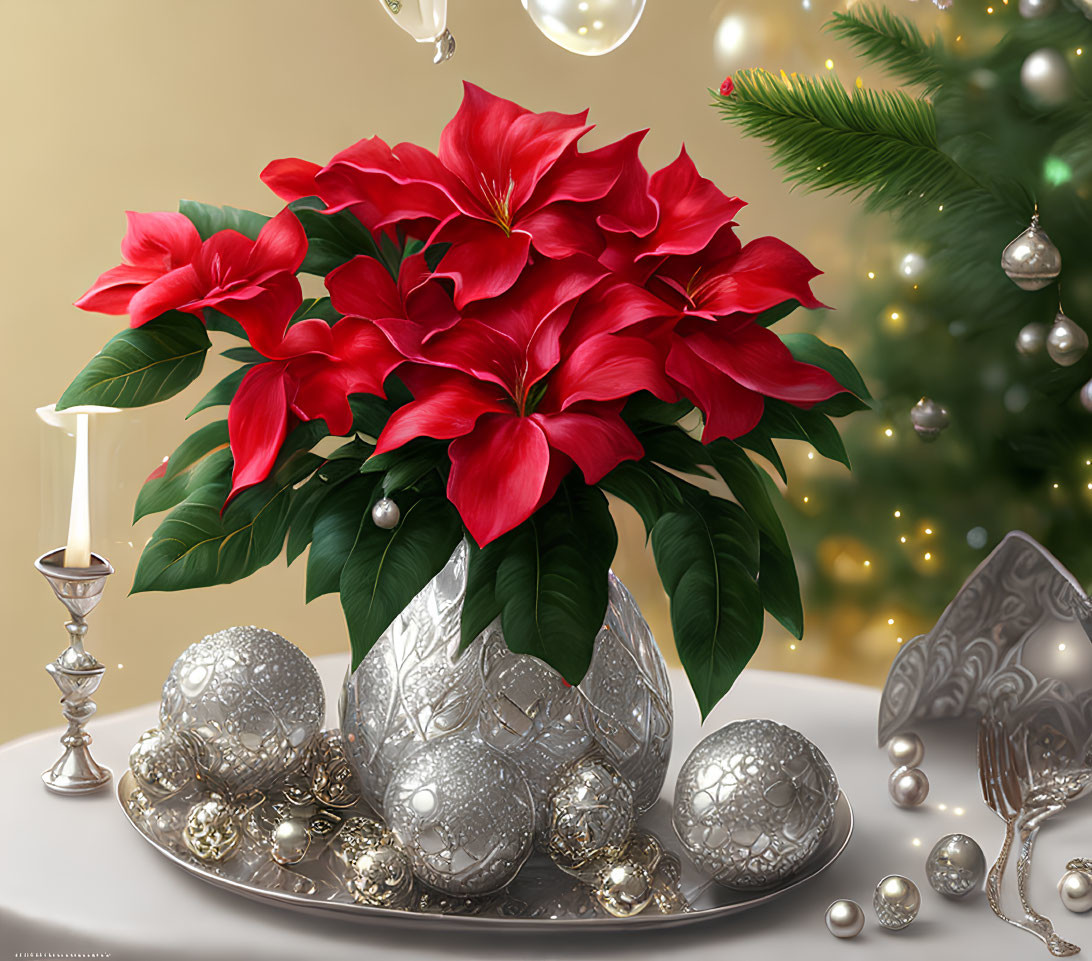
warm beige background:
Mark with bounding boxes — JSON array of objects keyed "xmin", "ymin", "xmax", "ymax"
[{"xmin": 0, "ymin": 0, "xmax": 941, "ymax": 744}]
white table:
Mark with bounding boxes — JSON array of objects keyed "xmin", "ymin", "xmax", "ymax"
[{"xmin": 2, "ymin": 658, "xmax": 1089, "ymax": 960}]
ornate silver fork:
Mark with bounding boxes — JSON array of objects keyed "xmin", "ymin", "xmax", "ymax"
[{"xmin": 977, "ymin": 717, "xmax": 1080, "ymax": 957}]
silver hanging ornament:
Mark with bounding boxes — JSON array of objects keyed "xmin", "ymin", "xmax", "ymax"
[
  {"xmin": 926, "ymin": 834, "xmax": 986, "ymax": 898},
  {"xmin": 1020, "ymin": 49, "xmax": 1072, "ymax": 107},
  {"xmin": 1080, "ymin": 379, "xmax": 1092, "ymax": 413},
  {"xmin": 521, "ymin": 0, "xmax": 646, "ymax": 57},
  {"xmin": 825, "ymin": 899, "xmax": 865, "ymax": 939},
  {"xmin": 1046, "ymin": 311, "xmax": 1089, "ymax": 367},
  {"xmin": 1059, "ymin": 860, "xmax": 1092, "ymax": 914},
  {"xmin": 1016, "ymin": 321, "xmax": 1049, "ymax": 356},
  {"xmin": 371, "ymin": 497, "xmax": 400, "ymax": 529},
  {"xmin": 376, "ymin": 0, "xmax": 455, "ymax": 63},
  {"xmin": 874, "ymin": 874, "xmax": 921, "ymax": 929},
  {"xmin": 1019, "ymin": 0, "xmax": 1057, "ymax": 16},
  {"xmin": 886, "ymin": 733, "xmax": 924, "ymax": 769},
  {"xmin": 1002, "ymin": 214, "xmax": 1062, "ymax": 290},
  {"xmin": 910, "ymin": 397, "xmax": 950, "ymax": 441},
  {"xmin": 889, "ymin": 766, "xmax": 929, "ymax": 807}
]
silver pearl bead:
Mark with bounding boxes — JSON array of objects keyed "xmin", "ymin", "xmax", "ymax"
[
  {"xmin": 910, "ymin": 397, "xmax": 950, "ymax": 441},
  {"xmin": 889, "ymin": 766, "xmax": 929, "ymax": 808},
  {"xmin": 271, "ymin": 816, "xmax": 312, "ymax": 865},
  {"xmin": 1046, "ymin": 312, "xmax": 1089, "ymax": 367},
  {"xmin": 1080, "ymin": 379, "xmax": 1092, "ymax": 414},
  {"xmin": 825, "ymin": 899, "xmax": 865, "ymax": 938},
  {"xmin": 1002, "ymin": 216, "xmax": 1061, "ymax": 290},
  {"xmin": 1059, "ymin": 868, "xmax": 1092, "ymax": 914},
  {"xmin": 874, "ymin": 874, "xmax": 921, "ymax": 929},
  {"xmin": 1016, "ymin": 321, "xmax": 1048, "ymax": 356},
  {"xmin": 926, "ymin": 833, "xmax": 986, "ymax": 898},
  {"xmin": 371, "ymin": 497, "xmax": 400, "ymax": 529},
  {"xmin": 887, "ymin": 733, "xmax": 924, "ymax": 769}
]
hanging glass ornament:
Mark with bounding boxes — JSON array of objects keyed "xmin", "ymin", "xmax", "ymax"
[
  {"xmin": 1020, "ymin": 49, "xmax": 1072, "ymax": 107},
  {"xmin": 521, "ymin": 0, "xmax": 646, "ymax": 56},
  {"xmin": 1001, "ymin": 213, "xmax": 1061, "ymax": 290},
  {"xmin": 909, "ymin": 398, "xmax": 950, "ymax": 441},
  {"xmin": 376, "ymin": 0, "xmax": 455, "ymax": 63},
  {"xmin": 1018, "ymin": 0, "xmax": 1057, "ymax": 16},
  {"xmin": 1016, "ymin": 321, "xmax": 1048, "ymax": 356},
  {"xmin": 1080, "ymin": 379, "xmax": 1092, "ymax": 413},
  {"xmin": 1046, "ymin": 311, "xmax": 1089, "ymax": 367}
]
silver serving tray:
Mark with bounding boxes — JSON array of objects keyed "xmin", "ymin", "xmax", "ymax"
[{"xmin": 118, "ymin": 770, "xmax": 853, "ymax": 931}]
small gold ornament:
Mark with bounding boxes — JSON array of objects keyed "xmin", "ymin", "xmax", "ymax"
[
  {"xmin": 349, "ymin": 843, "xmax": 416, "ymax": 909},
  {"xmin": 331, "ymin": 816, "xmax": 393, "ymax": 869},
  {"xmin": 546, "ymin": 757, "xmax": 635, "ymax": 874},
  {"xmin": 593, "ymin": 859, "xmax": 654, "ymax": 918},
  {"xmin": 270, "ymin": 816, "xmax": 312, "ymax": 865},
  {"xmin": 183, "ymin": 797, "xmax": 240, "ymax": 862}
]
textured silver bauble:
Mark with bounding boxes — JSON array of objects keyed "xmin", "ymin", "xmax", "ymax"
[
  {"xmin": 340, "ymin": 541, "xmax": 671, "ymax": 828},
  {"xmin": 874, "ymin": 874, "xmax": 920, "ymax": 929},
  {"xmin": 1080, "ymin": 379, "xmax": 1092, "ymax": 414},
  {"xmin": 1016, "ymin": 321, "xmax": 1048, "ymax": 356},
  {"xmin": 1059, "ymin": 864, "xmax": 1092, "ymax": 913},
  {"xmin": 349, "ymin": 842, "xmax": 415, "ymax": 909},
  {"xmin": 889, "ymin": 766, "xmax": 929, "ymax": 807},
  {"xmin": 371, "ymin": 497, "xmax": 400, "ymax": 529},
  {"xmin": 825, "ymin": 899, "xmax": 865, "ymax": 939},
  {"xmin": 546, "ymin": 757, "xmax": 636, "ymax": 873},
  {"xmin": 1019, "ymin": 0, "xmax": 1056, "ymax": 16},
  {"xmin": 183, "ymin": 797, "xmax": 240, "ymax": 862},
  {"xmin": 1020, "ymin": 48, "xmax": 1072, "ymax": 107},
  {"xmin": 594, "ymin": 859, "xmax": 654, "ymax": 918},
  {"xmin": 910, "ymin": 397, "xmax": 950, "ymax": 441},
  {"xmin": 1002, "ymin": 216, "xmax": 1062, "ymax": 290},
  {"xmin": 384, "ymin": 735, "xmax": 534, "ymax": 895},
  {"xmin": 270, "ymin": 816, "xmax": 311, "ymax": 865},
  {"xmin": 671, "ymin": 718, "xmax": 839, "ymax": 889},
  {"xmin": 128, "ymin": 727, "xmax": 194, "ymax": 799},
  {"xmin": 926, "ymin": 834, "xmax": 986, "ymax": 898},
  {"xmin": 1046, "ymin": 312, "xmax": 1089, "ymax": 367},
  {"xmin": 330, "ymin": 816, "xmax": 393, "ymax": 869},
  {"xmin": 886, "ymin": 733, "xmax": 924, "ymax": 769},
  {"xmin": 160, "ymin": 626, "xmax": 324, "ymax": 797}
]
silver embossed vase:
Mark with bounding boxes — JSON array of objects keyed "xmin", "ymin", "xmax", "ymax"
[{"xmin": 340, "ymin": 541, "xmax": 673, "ymax": 862}]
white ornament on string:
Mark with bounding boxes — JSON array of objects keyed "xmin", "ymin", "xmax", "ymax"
[
  {"xmin": 1020, "ymin": 48, "xmax": 1071, "ymax": 107},
  {"xmin": 376, "ymin": 0, "xmax": 455, "ymax": 63},
  {"xmin": 521, "ymin": 0, "xmax": 646, "ymax": 56}
]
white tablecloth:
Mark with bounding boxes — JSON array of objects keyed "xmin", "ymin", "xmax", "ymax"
[{"xmin": 2, "ymin": 657, "xmax": 1089, "ymax": 961}]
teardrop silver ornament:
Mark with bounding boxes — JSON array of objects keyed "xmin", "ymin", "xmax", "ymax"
[
  {"xmin": 910, "ymin": 397, "xmax": 950, "ymax": 441},
  {"xmin": 1045, "ymin": 311, "xmax": 1089, "ymax": 367},
  {"xmin": 1001, "ymin": 214, "xmax": 1061, "ymax": 290},
  {"xmin": 1080, "ymin": 379, "xmax": 1092, "ymax": 413}
]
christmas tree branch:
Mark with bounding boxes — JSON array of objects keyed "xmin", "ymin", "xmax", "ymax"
[
  {"xmin": 826, "ymin": 5, "xmax": 944, "ymax": 95},
  {"xmin": 714, "ymin": 69, "xmax": 992, "ymax": 214}
]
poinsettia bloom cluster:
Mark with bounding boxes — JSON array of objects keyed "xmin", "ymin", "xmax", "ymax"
[{"xmin": 77, "ymin": 83, "xmax": 848, "ymax": 546}]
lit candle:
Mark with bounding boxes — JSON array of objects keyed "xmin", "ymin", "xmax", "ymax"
[{"xmin": 64, "ymin": 413, "xmax": 92, "ymax": 568}]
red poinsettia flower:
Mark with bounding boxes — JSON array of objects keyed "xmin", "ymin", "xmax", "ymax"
[
  {"xmin": 371, "ymin": 260, "xmax": 674, "ymax": 544},
  {"xmin": 75, "ymin": 211, "xmax": 201, "ymax": 314}
]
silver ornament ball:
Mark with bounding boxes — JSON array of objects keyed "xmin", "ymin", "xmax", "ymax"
[
  {"xmin": 384, "ymin": 734, "xmax": 534, "ymax": 895},
  {"xmin": 547, "ymin": 757, "xmax": 635, "ymax": 873},
  {"xmin": 926, "ymin": 833, "xmax": 986, "ymax": 898},
  {"xmin": 889, "ymin": 766, "xmax": 930, "ymax": 808},
  {"xmin": 522, "ymin": 0, "xmax": 646, "ymax": 57},
  {"xmin": 825, "ymin": 899, "xmax": 865, "ymax": 939},
  {"xmin": 1002, "ymin": 216, "xmax": 1062, "ymax": 290},
  {"xmin": 1016, "ymin": 321, "xmax": 1048, "ymax": 356},
  {"xmin": 910, "ymin": 397, "xmax": 950, "ymax": 441},
  {"xmin": 1021, "ymin": 48, "xmax": 1072, "ymax": 107},
  {"xmin": 1046, "ymin": 312, "xmax": 1089, "ymax": 367},
  {"xmin": 160, "ymin": 626, "xmax": 324, "ymax": 797},
  {"xmin": 874, "ymin": 874, "xmax": 921, "ymax": 929},
  {"xmin": 594, "ymin": 859, "xmax": 655, "ymax": 918},
  {"xmin": 886, "ymin": 733, "xmax": 924, "ymax": 769},
  {"xmin": 672, "ymin": 718, "xmax": 839, "ymax": 889},
  {"xmin": 183, "ymin": 796, "xmax": 240, "ymax": 862},
  {"xmin": 128, "ymin": 727, "xmax": 194, "ymax": 799},
  {"xmin": 1059, "ymin": 865, "xmax": 1092, "ymax": 914},
  {"xmin": 371, "ymin": 497, "xmax": 400, "ymax": 529},
  {"xmin": 349, "ymin": 842, "xmax": 416, "ymax": 909},
  {"xmin": 1019, "ymin": 0, "xmax": 1057, "ymax": 16},
  {"xmin": 270, "ymin": 816, "xmax": 311, "ymax": 865},
  {"xmin": 1080, "ymin": 379, "xmax": 1092, "ymax": 413}
]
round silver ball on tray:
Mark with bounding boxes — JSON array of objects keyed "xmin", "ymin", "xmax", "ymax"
[
  {"xmin": 384, "ymin": 734, "xmax": 535, "ymax": 896},
  {"xmin": 874, "ymin": 874, "xmax": 920, "ymax": 929},
  {"xmin": 348, "ymin": 842, "xmax": 415, "ymax": 909},
  {"xmin": 128, "ymin": 727, "xmax": 194, "ymax": 799},
  {"xmin": 889, "ymin": 766, "xmax": 929, "ymax": 808},
  {"xmin": 671, "ymin": 718, "xmax": 839, "ymax": 889},
  {"xmin": 825, "ymin": 899, "xmax": 865, "ymax": 939},
  {"xmin": 183, "ymin": 796, "xmax": 240, "ymax": 863},
  {"xmin": 546, "ymin": 756, "xmax": 636, "ymax": 874},
  {"xmin": 886, "ymin": 733, "xmax": 924, "ymax": 769},
  {"xmin": 1059, "ymin": 862, "xmax": 1092, "ymax": 914},
  {"xmin": 593, "ymin": 859, "xmax": 654, "ymax": 918},
  {"xmin": 160, "ymin": 626, "xmax": 324, "ymax": 797},
  {"xmin": 926, "ymin": 833, "xmax": 986, "ymax": 898}
]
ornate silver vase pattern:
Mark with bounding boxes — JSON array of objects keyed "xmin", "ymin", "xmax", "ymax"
[{"xmin": 340, "ymin": 542, "xmax": 673, "ymax": 835}]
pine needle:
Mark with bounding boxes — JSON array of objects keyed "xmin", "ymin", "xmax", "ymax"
[{"xmin": 826, "ymin": 5, "xmax": 944, "ymax": 95}]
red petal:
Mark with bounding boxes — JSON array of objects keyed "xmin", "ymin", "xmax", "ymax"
[
  {"xmin": 543, "ymin": 332, "xmax": 674, "ymax": 410},
  {"xmin": 684, "ymin": 325, "xmax": 844, "ymax": 403},
  {"xmin": 409, "ymin": 318, "xmax": 522, "ymax": 393},
  {"xmin": 698, "ymin": 235, "xmax": 827, "ymax": 312},
  {"xmin": 260, "ymin": 158, "xmax": 323, "ymax": 202},
  {"xmin": 532, "ymin": 407, "xmax": 643, "ymax": 484},
  {"xmin": 429, "ymin": 217, "xmax": 532, "ymax": 307},
  {"xmin": 665, "ymin": 339, "xmax": 765, "ymax": 441},
  {"xmin": 523, "ymin": 131, "xmax": 645, "ymax": 214},
  {"xmin": 520, "ymin": 204, "xmax": 604, "ymax": 260},
  {"xmin": 248, "ymin": 208, "xmax": 308, "ymax": 275},
  {"xmin": 74, "ymin": 264, "xmax": 166, "ymax": 314},
  {"xmin": 597, "ymin": 136, "xmax": 658, "ymax": 238},
  {"xmin": 227, "ymin": 362, "xmax": 292, "ymax": 500},
  {"xmin": 220, "ymin": 272, "xmax": 304, "ymax": 356},
  {"xmin": 127, "ymin": 264, "xmax": 204, "ymax": 326},
  {"xmin": 447, "ymin": 413, "xmax": 552, "ymax": 546},
  {"xmin": 121, "ymin": 211, "xmax": 201, "ymax": 270},
  {"xmin": 326, "ymin": 255, "xmax": 403, "ymax": 320}
]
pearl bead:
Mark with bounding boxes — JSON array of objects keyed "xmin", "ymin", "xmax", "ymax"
[
  {"xmin": 874, "ymin": 874, "xmax": 921, "ymax": 929},
  {"xmin": 371, "ymin": 497, "xmax": 400, "ymax": 529},
  {"xmin": 887, "ymin": 733, "xmax": 924, "ymax": 769},
  {"xmin": 825, "ymin": 899, "xmax": 865, "ymax": 938},
  {"xmin": 926, "ymin": 833, "xmax": 986, "ymax": 898},
  {"xmin": 889, "ymin": 766, "xmax": 929, "ymax": 807},
  {"xmin": 1059, "ymin": 869, "xmax": 1092, "ymax": 914}
]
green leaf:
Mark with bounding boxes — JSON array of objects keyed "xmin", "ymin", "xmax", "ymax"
[
  {"xmin": 204, "ymin": 310, "xmax": 248, "ymax": 339},
  {"xmin": 812, "ymin": 393, "xmax": 871, "ymax": 417},
  {"xmin": 761, "ymin": 400, "xmax": 851, "ymax": 468},
  {"xmin": 291, "ymin": 297, "xmax": 341, "ymax": 326},
  {"xmin": 179, "ymin": 200, "xmax": 269, "ymax": 241},
  {"xmin": 222, "ymin": 346, "xmax": 267, "ymax": 364},
  {"xmin": 460, "ymin": 539, "xmax": 505, "ymax": 650},
  {"xmin": 598, "ymin": 460, "xmax": 685, "ymax": 537},
  {"xmin": 707, "ymin": 440, "xmax": 790, "ymax": 551},
  {"xmin": 188, "ymin": 364, "xmax": 253, "ymax": 417},
  {"xmin": 132, "ymin": 445, "xmax": 232, "ymax": 523},
  {"xmin": 295, "ymin": 207, "xmax": 382, "ymax": 276},
  {"xmin": 622, "ymin": 392, "xmax": 695, "ymax": 426},
  {"xmin": 635, "ymin": 425, "xmax": 715, "ymax": 478},
  {"xmin": 286, "ymin": 455, "xmax": 372, "ymax": 564},
  {"xmin": 758, "ymin": 532, "xmax": 804, "ymax": 639},
  {"xmin": 306, "ymin": 476, "xmax": 376, "ymax": 601},
  {"xmin": 735, "ymin": 428, "xmax": 787, "ymax": 483},
  {"xmin": 57, "ymin": 312, "xmax": 211, "ymax": 410},
  {"xmin": 340, "ymin": 493, "xmax": 463, "ymax": 668},
  {"xmin": 780, "ymin": 332, "xmax": 872, "ymax": 401},
  {"xmin": 163, "ymin": 420, "xmax": 229, "ymax": 481},
  {"xmin": 651, "ymin": 494, "xmax": 762, "ymax": 719},
  {"xmin": 132, "ymin": 448, "xmax": 320, "ymax": 592},
  {"xmin": 493, "ymin": 484, "xmax": 618, "ymax": 684},
  {"xmin": 755, "ymin": 299, "xmax": 801, "ymax": 328},
  {"xmin": 349, "ymin": 393, "xmax": 397, "ymax": 438}
]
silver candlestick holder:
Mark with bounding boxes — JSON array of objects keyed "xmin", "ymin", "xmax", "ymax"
[{"xmin": 34, "ymin": 547, "xmax": 114, "ymax": 795}]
